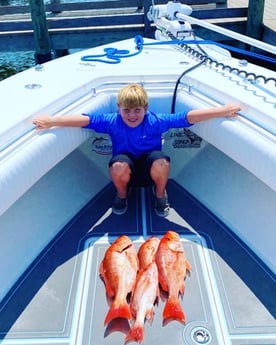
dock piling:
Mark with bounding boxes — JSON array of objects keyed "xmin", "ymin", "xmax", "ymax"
[
  {"xmin": 29, "ymin": 0, "xmax": 52, "ymax": 64},
  {"xmin": 246, "ymin": 0, "xmax": 265, "ymax": 41}
]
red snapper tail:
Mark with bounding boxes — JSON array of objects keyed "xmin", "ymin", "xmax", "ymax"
[
  {"xmin": 104, "ymin": 301, "xmax": 132, "ymax": 326},
  {"xmin": 163, "ymin": 297, "xmax": 186, "ymax": 325},
  {"xmin": 125, "ymin": 323, "xmax": 145, "ymax": 345}
]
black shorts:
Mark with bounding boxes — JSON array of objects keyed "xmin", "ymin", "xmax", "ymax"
[{"xmin": 109, "ymin": 151, "xmax": 170, "ymax": 187}]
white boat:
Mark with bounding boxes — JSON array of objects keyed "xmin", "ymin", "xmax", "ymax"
[{"xmin": 0, "ymin": 2, "xmax": 275, "ymax": 344}]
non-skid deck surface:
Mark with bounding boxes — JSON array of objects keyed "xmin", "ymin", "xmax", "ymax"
[{"xmin": 0, "ymin": 181, "xmax": 275, "ymax": 345}]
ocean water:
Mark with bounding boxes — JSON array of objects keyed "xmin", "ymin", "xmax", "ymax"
[
  {"xmin": 0, "ymin": 0, "xmax": 85, "ymax": 80},
  {"xmin": 0, "ymin": 0, "xmax": 31, "ymax": 79},
  {"xmin": 0, "ymin": 51, "xmax": 36, "ymax": 80}
]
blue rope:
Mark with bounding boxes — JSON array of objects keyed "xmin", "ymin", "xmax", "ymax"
[
  {"xmin": 80, "ymin": 35, "xmax": 144, "ymax": 63},
  {"xmin": 80, "ymin": 35, "xmax": 275, "ymax": 65}
]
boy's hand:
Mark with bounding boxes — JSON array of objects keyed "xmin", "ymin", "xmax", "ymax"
[
  {"xmin": 32, "ymin": 115, "xmax": 53, "ymax": 129},
  {"xmin": 222, "ymin": 104, "xmax": 241, "ymax": 117}
]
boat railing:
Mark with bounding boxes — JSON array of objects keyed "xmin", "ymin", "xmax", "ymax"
[
  {"xmin": 175, "ymin": 12, "xmax": 276, "ymax": 55},
  {"xmin": 146, "ymin": 1, "xmax": 276, "ymax": 55}
]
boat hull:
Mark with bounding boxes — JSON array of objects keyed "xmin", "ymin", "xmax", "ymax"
[{"xmin": 0, "ymin": 37, "xmax": 275, "ymax": 344}]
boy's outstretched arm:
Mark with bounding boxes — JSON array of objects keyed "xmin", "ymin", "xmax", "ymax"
[
  {"xmin": 32, "ymin": 114, "xmax": 90, "ymax": 129},
  {"xmin": 187, "ymin": 104, "xmax": 241, "ymax": 124}
]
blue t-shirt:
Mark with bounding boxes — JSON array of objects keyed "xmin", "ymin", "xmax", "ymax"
[{"xmin": 83, "ymin": 110, "xmax": 192, "ymax": 157}]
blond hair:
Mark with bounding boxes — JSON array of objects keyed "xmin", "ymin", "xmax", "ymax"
[{"xmin": 117, "ymin": 84, "xmax": 148, "ymax": 108}]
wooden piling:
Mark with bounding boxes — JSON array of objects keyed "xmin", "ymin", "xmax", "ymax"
[
  {"xmin": 29, "ymin": 0, "xmax": 52, "ymax": 64},
  {"xmin": 246, "ymin": 0, "xmax": 265, "ymax": 40}
]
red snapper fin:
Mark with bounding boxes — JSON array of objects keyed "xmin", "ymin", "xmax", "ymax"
[
  {"xmin": 163, "ymin": 297, "xmax": 186, "ymax": 325},
  {"xmin": 125, "ymin": 323, "xmax": 145, "ymax": 345},
  {"xmin": 186, "ymin": 259, "xmax": 192, "ymax": 274},
  {"xmin": 104, "ymin": 301, "xmax": 132, "ymax": 326}
]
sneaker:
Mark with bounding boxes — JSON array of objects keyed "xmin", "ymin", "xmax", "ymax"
[
  {"xmin": 112, "ymin": 196, "xmax": 128, "ymax": 215},
  {"xmin": 152, "ymin": 187, "xmax": 170, "ymax": 217}
]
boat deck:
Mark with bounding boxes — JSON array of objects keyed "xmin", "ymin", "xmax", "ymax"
[{"xmin": 0, "ymin": 180, "xmax": 275, "ymax": 345}]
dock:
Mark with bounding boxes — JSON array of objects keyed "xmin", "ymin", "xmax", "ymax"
[
  {"xmin": 229, "ymin": 0, "xmax": 275, "ymax": 45},
  {"xmin": 0, "ymin": 0, "xmax": 275, "ymax": 58},
  {"xmin": 228, "ymin": 0, "xmax": 275, "ymax": 31}
]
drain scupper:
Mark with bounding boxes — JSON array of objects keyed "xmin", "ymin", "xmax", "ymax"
[{"xmin": 192, "ymin": 327, "xmax": 211, "ymax": 344}]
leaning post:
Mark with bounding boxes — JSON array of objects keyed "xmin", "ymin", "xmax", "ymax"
[{"xmin": 29, "ymin": 0, "xmax": 52, "ymax": 64}]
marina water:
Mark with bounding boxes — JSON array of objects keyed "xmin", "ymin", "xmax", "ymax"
[{"xmin": 0, "ymin": 0, "xmax": 84, "ymax": 80}]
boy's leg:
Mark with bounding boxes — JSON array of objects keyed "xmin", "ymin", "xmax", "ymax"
[
  {"xmin": 109, "ymin": 161, "xmax": 131, "ymax": 198},
  {"xmin": 145, "ymin": 151, "xmax": 170, "ymax": 197},
  {"xmin": 109, "ymin": 155, "xmax": 133, "ymax": 214},
  {"xmin": 146, "ymin": 151, "xmax": 171, "ymax": 217},
  {"xmin": 150, "ymin": 158, "xmax": 170, "ymax": 198}
]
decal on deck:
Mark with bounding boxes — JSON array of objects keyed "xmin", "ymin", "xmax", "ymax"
[
  {"xmin": 92, "ymin": 137, "xmax": 112, "ymax": 155},
  {"xmin": 165, "ymin": 129, "xmax": 202, "ymax": 148}
]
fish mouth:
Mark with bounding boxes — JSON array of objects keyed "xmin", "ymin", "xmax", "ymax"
[{"xmin": 119, "ymin": 243, "xmax": 133, "ymax": 253}]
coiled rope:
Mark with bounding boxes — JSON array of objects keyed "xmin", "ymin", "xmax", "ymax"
[
  {"xmin": 81, "ymin": 35, "xmax": 144, "ymax": 64},
  {"xmin": 81, "ymin": 35, "xmax": 276, "ymax": 85}
]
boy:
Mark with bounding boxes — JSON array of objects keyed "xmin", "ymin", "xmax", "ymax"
[{"xmin": 33, "ymin": 83, "xmax": 240, "ymax": 217}]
